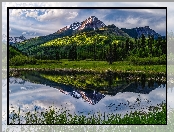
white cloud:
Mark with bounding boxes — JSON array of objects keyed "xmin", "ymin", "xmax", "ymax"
[
  {"xmin": 36, "ymin": 9, "xmax": 63, "ymax": 21},
  {"xmin": 105, "ymin": 16, "xmax": 149, "ymax": 29},
  {"xmin": 67, "ymin": 11, "xmax": 78, "ymax": 19},
  {"xmin": 22, "ymin": 32, "xmax": 26, "ymax": 35},
  {"xmin": 125, "ymin": 17, "xmax": 141, "ymax": 25},
  {"xmin": 8, "ymin": 8, "xmax": 79, "ymax": 22},
  {"xmin": 11, "ymin": 9, "xmax": 22, "ymax": 17},
  {"xmin": 26, "ymin": 10, "xmax": 38, "ymax": 18},
  {"xmin": 36, "ymin": 9, "xmax": 78, "ymax": 21},
  {"xmin": 153, "ymin": 21, "xmax": 166, "ymax": 35}
]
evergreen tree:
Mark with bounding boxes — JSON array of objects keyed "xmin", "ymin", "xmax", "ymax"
[
  {"xmin": 141, "ymin": 34, "xmax": 146, "ymax": 50},
  {"xmin": 148, "ymin": 34, "xmax": 152, "ymax": 56},
  {"xmin": 125, "ymin": 38, "xmax": 129, "ymax": 53},
  {"xmin": 56, "ymin": 50, "xmax": 60, "ymax": 61},
  {"xmin": 104, "ymin": 35, "xmax": 113, "ymax": 64},
  {"xmin": 113, "ymin": 43, "xmax": 117, "ymax": 61},
  {"xmin": 157, "ymin": 36, "xmax": 162, "ymax": 48},
  {"xmin": 161, "ymin": 37, "xmax": 166, "ymax": 54}
]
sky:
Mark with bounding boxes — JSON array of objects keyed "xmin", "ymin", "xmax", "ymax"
[{"xmin": 1, "ymin": 2, "xmax": 170, "ymax": 40}]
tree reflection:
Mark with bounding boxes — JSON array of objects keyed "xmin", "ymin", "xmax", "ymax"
[
  {"xmin": 106, "ymin": 70, "xmax": 113, "ymax": 88},
  {"xmin": 141, "ymin": 74, "xmax": 146, "ymax": 89},
  {"xmin": 10, "ymin": 70, "xmax": 166, "ymax": 98},
  {"xmin": 148, "ymin": 79, "xmax": 154, "ymax": 88}
]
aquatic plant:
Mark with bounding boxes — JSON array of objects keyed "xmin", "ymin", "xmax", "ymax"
[{"xmin": 9, "ymin": 102, "xmax": 166, "ymax": 125}]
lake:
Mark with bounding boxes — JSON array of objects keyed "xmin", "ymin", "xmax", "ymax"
[{"xmin": 8, "ymin": 70, "xmax": 166, "ymax": 123}]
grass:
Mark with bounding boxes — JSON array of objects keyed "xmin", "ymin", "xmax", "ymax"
[
  {"xmin": 9, "ymin": 60, "xmax": 166, "ymax": 75},
  {"xmin": 9, "ymin": 102, "xmax": 166, "ymax": 124}
]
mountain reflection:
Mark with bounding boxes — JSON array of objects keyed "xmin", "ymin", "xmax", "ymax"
[
  {"xmin": 58, "ymin": 88, "xmax": 105, "ymax": 105},
  {"xmin": 9, "ymin": 71, "xmax": 165, "ymax": 105}
]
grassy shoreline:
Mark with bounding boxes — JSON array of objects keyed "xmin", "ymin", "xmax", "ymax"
[
  {"xmin": 9, "ymin": 60, "xmax": 166, "ymax": 75},
  {"xmin": 9, "ymin": 102, "xmax": 166, "ymax": 124}
]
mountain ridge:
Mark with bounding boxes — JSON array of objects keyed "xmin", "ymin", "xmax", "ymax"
[
  {"xmin": 56, "ymin": 16, "xmax": 106, "ymax": 34},
  {"xmin": 9, "ymin": 16, "xmax": 164, "ymax": 44}
]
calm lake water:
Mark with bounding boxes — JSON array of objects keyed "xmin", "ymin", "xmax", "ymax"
[{"xmin": 8, "ymin": 71, "xmax": 167, "ymax": 123}]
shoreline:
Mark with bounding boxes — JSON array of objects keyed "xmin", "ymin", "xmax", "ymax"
[
  {"xmin": 9, "ymin": 67, "xmax": 166, "ymax": 75},
  {"xmin": 9, "ymin": 67, "xmax": 166, "ymax": 82}
]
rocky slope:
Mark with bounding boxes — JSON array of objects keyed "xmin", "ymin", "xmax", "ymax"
[{"xmin": 57, "ymin": 16, "xmax": 106, "ymax": 33}]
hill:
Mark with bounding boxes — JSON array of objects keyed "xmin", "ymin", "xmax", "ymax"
[{"xmin": 9, "ymin": 16, "xmax": 166, "ymax": 61}]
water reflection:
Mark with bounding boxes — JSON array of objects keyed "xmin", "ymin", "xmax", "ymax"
[
  {"xmin": 54, "ymin": 85, "xmax": 105, "ymax": 105},
  {"xmin": 9, "ymin": 71, "xmax": 166, "ymax": 120},
  {"xmin": 9, "ymin": 71, "xmax": 166, "ymax": 105}
]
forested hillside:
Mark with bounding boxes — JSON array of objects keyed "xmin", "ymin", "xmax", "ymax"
[
  {"xmin": 12, "ymin": 31, "xmax": 166, "ymax": 63},
  {"xmin": 9, "ymin": 16, "xmax": 166, "ymax": 66}
]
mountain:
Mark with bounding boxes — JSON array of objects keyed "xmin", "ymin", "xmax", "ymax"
[
  {"xmin": 55, "ymin": 16, "xmax": 130, "ymax": 38},
  {"xmin": 56, "ymin": 16, "xmax": 106, "ymax": 34},
  {"xmin": 55, "ymin": 16, "xmax": 163, "ymax": 39},
  {"xmin": 9, "ymin": 16, "xmax": 130, "ymax": 45},
  {"xmin": 9, "ymin": 16, "xmax": 166, "ymax": 62},
  {"xmin": 9, "ymin": 16, "xmax": 163, "ymax": 45},
  {"xmin": 121, "ymin": 26, "xmax": 162, "ymax": 39},
  {"xmin": 9, "ymin": 35, "xmax": 27, "ymax": 45},
  {"xmin": 55, "ymin": 15, "xmax": 163, "ymax": 40}
]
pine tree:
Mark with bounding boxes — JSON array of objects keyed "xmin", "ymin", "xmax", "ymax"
[
  {"xmin": 148, "ymin": 34, "xmax": 152, "ymax": 56},
  {"xmin": 161, "ymin": 37, "xmax": 166, "ymax": 54},
  {"xmin": 141, "ymin": 34, "xmax": 146, "ymax": 50},
  {"xmin": 113, "ymin": 43, "xmax": 117, "ymax": 61},
  {"xmin": 125, "ymin": 38, "xmax": 129, "ymax": 54}
]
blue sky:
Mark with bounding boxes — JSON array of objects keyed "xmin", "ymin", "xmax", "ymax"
[{"xmin": 2, "ymin": 2, "xmax": 173, "ymax": 40}]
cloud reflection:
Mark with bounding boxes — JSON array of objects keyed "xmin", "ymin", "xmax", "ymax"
[{"xmin": 9, "ymin": 77, "xmax": 166, "ymax": 121}]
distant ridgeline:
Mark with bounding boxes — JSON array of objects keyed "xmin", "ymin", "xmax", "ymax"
[
  {"xmin": 9, "ymin": 35, "xmax": 27, "ymax": 45},
  {"xmin": 121, "ymin": 26, "xmax": 164, "ymax": 39}
]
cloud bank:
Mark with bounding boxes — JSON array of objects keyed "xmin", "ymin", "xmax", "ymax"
[{"xmin": 2, "ymin": 2, "xmax": 168, "ymax": 40}]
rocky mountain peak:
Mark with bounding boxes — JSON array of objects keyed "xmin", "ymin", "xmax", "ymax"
[
  {"xmin": 78, "ymin": 16, "xmax": 105, "ymax": 30},
  {"xmin": 56, "ymin": 16, "xmax": 106, "ymax": 33},
  {"xmin": 134, "ymin": 26, "xmax": 161, "ymax": 38}
]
